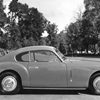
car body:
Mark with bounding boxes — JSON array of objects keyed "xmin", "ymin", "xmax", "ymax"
[{"xmin": 0, "ymin": 46, "xmax": 100, "ymax": 94}]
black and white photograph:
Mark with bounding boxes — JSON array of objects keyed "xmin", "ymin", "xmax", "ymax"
[{"xmin": 0, "ymin": 0, "xmax": 100, "ymax": 99}]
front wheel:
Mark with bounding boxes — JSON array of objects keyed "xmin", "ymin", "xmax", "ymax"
[
  {"xmin": 0, "ymin": 72, "xmax": 21, "ymax": 94},
  {"xmin": 89, "ymin": 73, "xmax": 100, "ymax": 95}
]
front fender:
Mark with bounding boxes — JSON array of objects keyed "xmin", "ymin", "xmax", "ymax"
[{"xmin": 0, "ymin": 62, "xmax": 30, "ymax": 87}]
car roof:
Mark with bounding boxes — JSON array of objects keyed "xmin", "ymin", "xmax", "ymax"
[{"xmin": 15, "ymin": 46, "xmax": 55, "ymax": 53}]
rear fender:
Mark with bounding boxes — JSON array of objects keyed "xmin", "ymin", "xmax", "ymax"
[{"xmin": 0, "ymin": 62, "xmax": 30, "ymax": 87}]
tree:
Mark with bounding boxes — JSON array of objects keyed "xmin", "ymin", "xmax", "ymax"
[
  {"xmin": 65, "ymin": 22, "xmax": 82, "ymax": 54},
  {"xmin": 46, "ymin": 23, "xmax": 58, "ymax": 48},
  {"xmin": 4, "ymin": 21, "xmax": 22, "ymax": 49},
  {"xmin": 0, "ymin": 0, "xmax": 7, "ymax": 49},
  {"xmin": 19, "ymin": 7, "xmax": 47, "ymax": 41},
  {"xmin": 81, "ymin": 0, "xmax": 99, "ymax": 53},
  {"xmin": 7, "ymin": 0, "xmax": 48, "ymax": 49},
  {"xmin": 57, "ymin": 31, "xmax": 67, "ymax": 54},
  {"xmin": 0, "ymin": 0, "xmax": 7, "ymax": 27}
]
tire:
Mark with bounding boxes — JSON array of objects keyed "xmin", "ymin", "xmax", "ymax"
[
  {"xmin": 0, "ymin": 72, "xmax": 21, "ymax": 94},
  {"xmin": 89, "ymin": 73, "xmax": 100, "ymax": 95}
]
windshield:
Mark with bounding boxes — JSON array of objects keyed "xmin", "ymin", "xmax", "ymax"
[{"xmin": 55, "ymin": 48, "xmax": 66, "ymax": 60}]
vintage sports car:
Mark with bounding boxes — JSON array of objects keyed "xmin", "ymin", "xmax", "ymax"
[{"xmin": 0, "ymin": 46, "xmax": 100, "ymax": 94}]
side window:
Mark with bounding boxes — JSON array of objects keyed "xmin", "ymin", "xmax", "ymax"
[
  {"xmin": 16, "ymin": 52, "xmax": 29, "ymax": 62},
  {"xmin": 31, "ymin": 50, "xmax": 60, "ymax": 62}
]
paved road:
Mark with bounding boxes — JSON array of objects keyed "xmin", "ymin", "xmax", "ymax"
[{"xmin": 0, "ymin": 90, "xmax": 100, "ymax": 100}]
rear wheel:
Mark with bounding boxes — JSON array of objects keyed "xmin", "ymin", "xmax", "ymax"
[
  {"xmin": 89, "ymin": 73, "xmax": 100, "ymax": 95},
  {"xmin": 0, "ymin": 72, "xmax": 21, "ymax": 94}
]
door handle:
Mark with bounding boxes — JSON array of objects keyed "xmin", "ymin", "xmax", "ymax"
[
  {"xmin": 29, "ymin": 66, "xmax": 39, "ymax": 69},
  {"xmin": 34, "ymin": 67, "xmax": 39, "ymax": 69}
]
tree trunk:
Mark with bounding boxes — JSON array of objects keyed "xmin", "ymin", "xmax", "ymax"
[{"xmin": 86, "ymin": 45, "xmax": 88, "ymax": 54}]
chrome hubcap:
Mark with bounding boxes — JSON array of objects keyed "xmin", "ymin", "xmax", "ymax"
[
  {"xmin": 1, "ymin": 76, "xmax": 17, "ymax": 92},
  {"xmin": 93, "ymin": 77, "xmax": 100, "ymax": 93}
]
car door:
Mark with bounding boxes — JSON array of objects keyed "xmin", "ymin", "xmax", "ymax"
[{"xmin": 28, "ymin": 50, "xmax": 67, "ymax": 87}]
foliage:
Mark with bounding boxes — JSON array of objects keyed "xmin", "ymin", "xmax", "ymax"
[
  {"xmin": 0, "ymin": 0, "xmax": 7, "ymax": 27},
  {"xmin": 62, "ymin": 0, "xmax": 100, "ymax": 54},
  {"xmin": 1, "ymin": 0, "xmax": 48, "ymax": 49},
  {"xmin": 81, "ymin": 0, "xmax": 99, "ymax": 53},
  {"xmin": 1, "ymin": 0, "xmax": 100, "ymax": 55},
  {"xmin": 45, "ymin": 23, "xmax": 58, "ymax": 48},
  {"xmin": 65, "ymin": 22, "xmax": 82, "ymax": 54},
  {"xmin": 57, "ymin": 31, "xmax": 67, "ymax": 54},
  {"xmin": 0, "ymin": 0, "xmax": 7, "ymax": 49}
]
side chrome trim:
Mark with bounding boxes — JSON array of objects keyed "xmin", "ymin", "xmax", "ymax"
[{"xmin": 23, "ymin": 87, "xmax": 86, "ymax": 90}]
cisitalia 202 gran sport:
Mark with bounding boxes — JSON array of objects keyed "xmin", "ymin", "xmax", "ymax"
[{"xmin": 0, "ymin": 46, "xmax": 100, "ymax": 94}]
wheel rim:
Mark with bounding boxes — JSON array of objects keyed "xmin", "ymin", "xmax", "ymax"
[
  {"xmin": 93, "ymin": 77, "xmax": 100, "ymax": 93},
  {"xmin": 1, "ymin": 76, "xmax": 17, "ymax": 92}
]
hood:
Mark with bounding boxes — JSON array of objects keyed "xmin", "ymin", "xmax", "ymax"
[
  {"xmin": 65, "ymin": 57, "xmax": 100, "ymax": 70},
  {"xmin": 66, "ymin": 57, "xmax": 100, "ymax": 62}
]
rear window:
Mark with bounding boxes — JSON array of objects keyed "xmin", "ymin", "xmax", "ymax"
[{"xmin": 16, "ymin": 52, "xmax": 29, "ymax": 62}]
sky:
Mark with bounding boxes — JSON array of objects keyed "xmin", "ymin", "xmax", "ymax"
[{"xmin": 4, "ymin": 0, "xmax": 85, "ymax": 32}]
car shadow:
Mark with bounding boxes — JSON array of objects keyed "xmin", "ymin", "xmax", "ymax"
[{"xmin": 18, "ymin": 89, "xmax": 92, "ymax": 95}]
